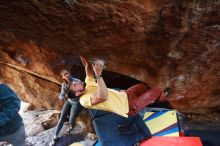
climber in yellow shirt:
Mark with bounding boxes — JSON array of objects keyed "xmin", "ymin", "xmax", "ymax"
[{"xmin": 69, "ymin": 56, "xmax": 171, "ymax": 117}]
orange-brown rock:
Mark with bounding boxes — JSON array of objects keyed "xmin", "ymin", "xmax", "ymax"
[{"xmin": 0, "ymin": 0, "xmax": 219, "ymax": 114}]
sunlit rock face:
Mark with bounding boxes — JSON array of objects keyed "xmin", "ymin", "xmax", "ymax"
[{"xmin": 0, "ymin": 0, "xmax": 219, "ymax": 113}]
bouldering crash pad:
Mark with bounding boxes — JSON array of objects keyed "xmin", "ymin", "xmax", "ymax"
[
  {"xmin": 142, "ymin": 110, "xmax": 179, "ymax": 136},
  {"xmin": 70, "ymin": 109, "xmax": 182, "ymax": 146},
  {"xmin": 140, "ymin": 137, "xmax": 202, "ymax": 146}
]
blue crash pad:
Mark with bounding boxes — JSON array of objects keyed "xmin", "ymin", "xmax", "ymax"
[{"xmin": 89, "ymin": 109, "xmax": 151, "ymax": 146}]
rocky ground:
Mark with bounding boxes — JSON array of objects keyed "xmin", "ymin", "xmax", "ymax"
[
  {"xmin": 184, "ymin": 112, "xmax": 220, "ymax": 131},
  {"xmin": 0, "ymin": 102, "xmax": 97, "ymax": 146}
]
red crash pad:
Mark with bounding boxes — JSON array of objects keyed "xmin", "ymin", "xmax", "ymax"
[{"xmin": 140, "ymin": 137, "xmax": 202, "ymax": 146}]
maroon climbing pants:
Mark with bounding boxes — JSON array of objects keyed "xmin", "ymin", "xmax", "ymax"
[{"xmin": 124, "ymin": 83, "xmax": 165, "ymax": 116}]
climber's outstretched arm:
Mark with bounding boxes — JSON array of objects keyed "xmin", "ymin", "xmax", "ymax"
[{"xmin": 80, "ymin": 56, "xmax": 94, "ymax": 77}]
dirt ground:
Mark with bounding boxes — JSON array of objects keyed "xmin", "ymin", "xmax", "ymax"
[{"xmin": 184, "ymin": 112, "xmax": 220, "ymax": 130}]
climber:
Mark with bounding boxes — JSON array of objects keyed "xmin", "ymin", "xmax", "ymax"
[
  {"xmin": 49, "ymin": 70, "xmax": 83, "ymax": 146},
  {"xmin": 0, "ymin": 83, "xmax": 26, "ymax": 146},
  {"xmin": 70, "ymin": 56, "xmax": 171, "ymax": 117},
  {"xmin": 68, "ymin": 56, "xmax": 172, "ymax": 139}
]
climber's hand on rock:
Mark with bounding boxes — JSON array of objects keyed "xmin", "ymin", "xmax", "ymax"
[{"xmin": 92, "ymin": 59, "xmax": 105, "ymax": 76}]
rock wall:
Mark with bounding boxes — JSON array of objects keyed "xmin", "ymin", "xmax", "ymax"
[{"xmin": 0, "ymin": 0, "xmax": 220, "ymax": 113}]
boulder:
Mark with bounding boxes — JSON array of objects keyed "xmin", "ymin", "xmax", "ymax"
[{"xmin": 0, "ymin": 0, "xmax": 219, "ymax": 114}]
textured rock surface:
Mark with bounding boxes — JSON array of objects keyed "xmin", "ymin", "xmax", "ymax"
[
  {"xmin": 0, "ymin": 109, "xmax": 96, "ymax": 146},
  {"xmin": 25, "ymin": 123, "xmax": 96, "ymax": 146},
  {"xmin": 0, "ymin": 0, "xmax": 220, "ymax": 113},
  {"xmin": 21, "ymin": 110, "xmax": 60, "ymax": 136}
]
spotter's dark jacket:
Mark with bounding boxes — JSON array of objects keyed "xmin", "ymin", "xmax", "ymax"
[{"xmin": 0, "ymin": 84, "xmax": 22, "ymax": 136}]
